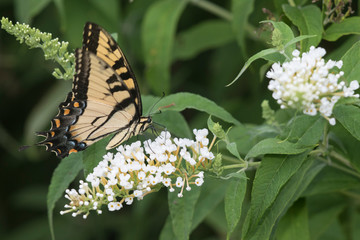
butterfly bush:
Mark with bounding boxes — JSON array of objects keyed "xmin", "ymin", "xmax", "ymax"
[
  {"xmin": 266, "ymin": 46, "xmax": 359, "ymax": 125},
  {"xmin": 60, "ymin": 129, "xmax": 215, "ymax": 219},
  {"xmin": 0, "ymin": 17, "xmax": 74, "ymax": 80}
]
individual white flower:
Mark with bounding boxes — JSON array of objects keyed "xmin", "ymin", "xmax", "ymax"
[
  {"xmin": 175, "ymin": 177, "xmax": 184, "ymax": 188},
  {"xmin": 162, "ymin": 178, "xmax": 172, "ymax": 187},
  {"xmin": 266, "ymin": 46, "xmax": 360, "ymax": 125},
  {"xmin": 134, "ymin": 190, "xmax": 143, "ymax": 198},
  {"xmin": 195, "ymin": 178, "xmax": 204, "ymax": 186},
  {"xmin": 125, "ymin": 197, "xmax": 133, "ymax": 205},
  {"xmin": 108, "ymin": 202, "xmax": 116, "ymax": 211}
]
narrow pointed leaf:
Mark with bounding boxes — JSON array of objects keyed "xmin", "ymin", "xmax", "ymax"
[
  {"xmin": 47, "ymin": 152, "xmax": 83, "ymax": 240},
  {"xmin": 142, "ymin": 0, "xmax": 187, "ymax": 95},
  {"xmin": 282, "ymin": 4, "xmax": 322, "ymax": 51},
  {"xmin": 168, "ymin": 187, "xmax": 201, "ymax": 240},
  {"xmin": 225, "ymin": 173, "xmax": 247, "ymax": 238}
]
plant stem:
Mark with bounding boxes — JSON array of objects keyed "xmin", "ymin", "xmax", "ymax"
[
  {"xmin": 288, "ymin": 0, "xmax": 296, "ymax": 7},
  {"xmin": 340, "ymin": 190, "xmax": 360, "ymax": 201},
  {"xmin": 189, "ymin": 0, "xmax": 232, "ymax": 21},
  {"xmin": 223, "ymin": 161, "xmax": 260, "ymax": 170},
  {"xmin": 330, "ymin": 150, "xmax": 352, "ymax": 167},
  {"xmin": 317, "ymin": 157, "xmax": 360, "ymax": 180},
  {"xmin": 222, "ymin": 154, "xmax": 241, "ymax": 163}
]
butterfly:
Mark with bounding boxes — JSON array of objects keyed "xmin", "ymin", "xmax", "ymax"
[{"xmin": 37, "ymin": 22, "xmax": 152, "ymax": 159}]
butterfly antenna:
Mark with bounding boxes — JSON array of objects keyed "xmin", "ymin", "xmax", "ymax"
[
  {"xmin": 148, "ymin": 92, "xmax": 167, "ymax": 116},
  {"xmin": 18, "ymin": 145, "xmax": 31, "ymax": 152}
]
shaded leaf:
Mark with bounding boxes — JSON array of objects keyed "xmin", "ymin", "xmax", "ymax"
[
  {"xmin": 168, "ymin": 187, "xmax": 201, "ymax": 240},
  {"xmin": 333, "ymin": 104, "xmax": 360, "ymax": 141},
  {"xmin": 324, "ymin": 17, "xmax": 360, "ymax": 41},
  {"xmin": 225, "ymin": 174, "xmax": 247, "ymax": 238},
  {"xmin": 231, "ymin": 0, "xmax": 254, "ymax": 54},
  {"xmin": 242, "ymin": 153, "xmax": 309, "ymax": 237},
  {"xmin": 302, "ymin": 167, "xmax": 360, "ymax": 196},
  {"xmin": 150, "ymin": 93, "xmax": 241, "ymax": 126},
  {"xmin": 245, "ymin": 138, "xmax": 310, "ymax": 159},
  {"xmin": 283, "ymin": 4, "xmax": 323, "ymax": 51},
  {"xmin": 142, "ymin": 0, "xmax": 187, "ymax": 94},
  {"xmin": 227, "ymin": 48, "xmax": 278, "ymax": 86},
  {"xmin": 173, "ymin": 20, "xmax": 235, "ymax": 60},
  {"xmin": 192, "ymin": 178, "xmax": 228, "ymax": 230},
  {"xmin": 15, "ymin": 0, "xmax": 52, "ymax": 23},
  {"xmin": 243, "ymin": 158, "xmax": 324, "ymax": 240},
  {"xmin": 47, "ymin": 152, "xmax": 83, "ymax": 240},
  {"xmin": 307, "ymin": 194, "xmax": 347, "ymax": 240},
  {"xmin": 159, "ymin": 216, "xmax": 177, "ymax": 240},
  {"xmin": 284, "ymin": 115, "xmax": 325, "ymax": 147},
  {"xmin": 340, "ymin": 40, "xmax": 360, "ymax": 84},
  {"xmin": 82, "ymin": 136, "xmax": 109, "ymax": 177},
  {"xmin": 276, "ymin": 199, "xmax": 310, "ymax": 240}
]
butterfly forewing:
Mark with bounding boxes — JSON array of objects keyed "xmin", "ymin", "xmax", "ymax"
[
  {"xmin": 37, "ymin": 22, "xmax": 152, "ymax": 159},
  {"xmin": 82, "ymin": 22, "xmax": 142, "ymax": 117}
]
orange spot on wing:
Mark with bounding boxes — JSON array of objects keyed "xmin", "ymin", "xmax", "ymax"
[
  {"xmin": 63, "ymin": 109, "xmax": 70, "ymax": 115},
  {"xmin": 69, "ymin": 149, "xmax": 78, "ymax": 154},
  {"xmin": 54, "ymin": 119, "xmax": 61, "ymax": 128},
  {"xmin": 50, "ymin": 131, "xmax": 55, "ymax": 137},
  {"xmin": 73, "ymin": 102, "xmax": 80, "ymax": 108}
]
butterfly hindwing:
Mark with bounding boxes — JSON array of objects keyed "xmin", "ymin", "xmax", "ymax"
[{"xmin": 37, "ymin": 22, "xmax": 152, "ymax": 159}]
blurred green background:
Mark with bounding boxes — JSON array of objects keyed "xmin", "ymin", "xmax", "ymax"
[{"xmin": 0, "ymin": 0, "xmax": 289, "ymax": 239}]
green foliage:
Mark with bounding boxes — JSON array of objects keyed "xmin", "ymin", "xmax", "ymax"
[{"xmin": 2, "ymin": 0, "xmax": 360, "ymax": 240}]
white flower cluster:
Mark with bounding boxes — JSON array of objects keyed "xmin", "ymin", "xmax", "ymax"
[
  {"xmin": 267, "ymin": 46, "xmax": 359, "ymax": 125},
  {"xmin": 60, "ymin": 129, "xmax": 215, "ymax": 219}
]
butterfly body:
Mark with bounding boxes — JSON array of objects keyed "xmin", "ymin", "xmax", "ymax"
[{"xmin": 38, "ymin": 22, "xmax": 152, "ymax": 158}]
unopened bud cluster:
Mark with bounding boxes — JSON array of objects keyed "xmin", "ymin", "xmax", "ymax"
[
  {"xmin": 267, "ymin": 46, "xmax": 359, "ymax": 125},
  {"xmin": 60, "ymin": 129, "xmax": 215, "ymax": 219},
  {"xmin": 1, "ymin": 17, "xmax": 75, "ymax": 80}
]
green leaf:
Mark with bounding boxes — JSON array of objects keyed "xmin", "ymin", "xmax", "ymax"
[
  {"xmin": 47, "ymin": 153, "xmax": 83, "ymax": 240},
  {"xmin": 242, "ymin": 152, "xmax": 309, "ymax": 238},
  {"xmin": 307, "ymin": 194, "xmax": 347, "ymax": 240},
  {"xmin": 192, "ymin": 178, "xmax": 228, "ymax": 230},
  {"xmin": 226, "ymin": 142, "xmax": 242, "ymax": 159},
  {"xmin": 283, "ymin": 4, "xmax": 323, "ymax": 51},
  {"xmin": 151, "ymin": 92, "xmax": 241, "ymax": 126},
  {"xmin": 276, "ymin": 199, "xmax": 310, "ymax": 240},
  {"xmin": 173, "ymin": 20, "xmax": 235, "ymax": 60},
  {"xmin": 15, "ymin": 0, "xmax": 52, "ymax": 23},
  {"xmin": 231, "ymin": 0, "xmax": 254, "ymax": 54},
  {"xmin": 340, "ymin": 41, "xmax": 360, "ymax": 84},
  {"xmin": 262, "ymin": 20, "xmax": 295, "ymax": 57},
  {"xmin": 153, "ymin": 110, "xmax": 192, "ymax": 138},
  {"xmin": 324, "ymin": 17, "xmax": 360, "ymax": 41},
  {"xmin": 302, "ymin": 167, "xmax": 360, "ymax": 196},
  {"xmin": 245, "ymin": 138, "xmax": 310, "ymax": 159},
  {"xmin": 284, "ymin": 115, "xmax": 325, "ymax": 147},
  {"xmin": 227, "ymin": 48, "xmax": 278, "ymax": 86},
  {"xmin": 159, "ymin": 216, "xmax": 177, "ymax": 240},
  {"xmin": 142, "ymin": 0, "xmax": 187, "ymax": 95},
  {"xmin": 225, "ymin": 174, "xmax": 247, "ymax": 239},
  {"xmin": 82, "ymin": 136, "xmax": 109, "ymax": 177},
  {"xmin": 333, "ymin": 104, "xmax": 360, "ymax": 141},
  {"xmin": 229, "ymin": 124, "xmax": 279, "ymax": 155},
  {"xmin": 243, "ymin": 158, "xmax": 324, "ymax": 240},
  {"xmin": 168, "ymin": 187, "xmax": 201, "ymax": 240}
]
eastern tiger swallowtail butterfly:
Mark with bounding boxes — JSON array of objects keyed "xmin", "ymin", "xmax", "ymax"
[{"xmin": 37, "ymin": 22, "xmax": 152, "ymax": 159}]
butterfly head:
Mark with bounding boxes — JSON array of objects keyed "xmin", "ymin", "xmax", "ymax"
[{"xmin": 138, "ymin": 116, "xmax": 153, "ymax": 133}]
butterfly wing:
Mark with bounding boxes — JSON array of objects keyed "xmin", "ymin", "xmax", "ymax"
[
  {"xmin": 38, "ymin": 49, "xmax": 140, "ymax": 158},
  {"xmin": 82, "ymin": 22, "xmax": 143, "ymax": 117}
]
